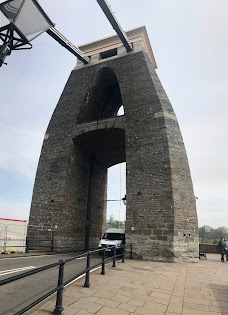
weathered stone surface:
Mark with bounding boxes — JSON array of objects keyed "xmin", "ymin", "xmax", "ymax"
[{"xmin": 28, "ymin": 39, "xmax": 198, "ymax": 261}]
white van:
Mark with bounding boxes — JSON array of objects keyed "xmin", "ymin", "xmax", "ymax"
[{"xmin": 98, "ymin": 228, "xmax": 125, "ymax": 255}]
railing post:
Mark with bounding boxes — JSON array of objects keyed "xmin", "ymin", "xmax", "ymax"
[
  {"xmin": 122, "ymin": 245, "xmax": 125, "ymax": 263},
  {"xmin": 51, "ymin": 237, "xmax": 54, "ymax": 252},
  {"xmin": 101, "ymin": 248, "xmax": 105, "ymax": 275},
  {"xmin": 130, "ymin": 244, "xmax": 133, "ymax": 259},
  {"xmin": 112, "ymin": 246, "xmax": 116, "ymax": 267},
  {"xmin": 3, "ymin": 232, "xmax": 7, "ymax": 254},
  {"xmin": 84, "ymin": 252, "xmax": 91, "ymax": 288},
  {"xmin": 54, "ymin": 259, "xmax": 65, "ymax": 315},
  {"xmin": 25, "ymin": 237, "xmax": 29, "ymax": 253},
  {"xmin": 3, "ymin": 237, "xmax": 6, "ymax": 254}
]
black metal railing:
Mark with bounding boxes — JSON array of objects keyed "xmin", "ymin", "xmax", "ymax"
[{"xmin": 0, "ymin": 244, "xmax": 133, "ymax": 315}]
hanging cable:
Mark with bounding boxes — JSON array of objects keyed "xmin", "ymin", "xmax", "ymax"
[
  {"xmin": 107, "ymin": 184, "xmax": 121, "ymax": 199},
  {"xmin": 119, "ymin": 163, "xmax": 121, "ymax": 228}
]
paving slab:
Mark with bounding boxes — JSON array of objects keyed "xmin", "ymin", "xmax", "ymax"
[{"xmin": 28, "ymin": 254, "xmax": 228, "ymax": 315}]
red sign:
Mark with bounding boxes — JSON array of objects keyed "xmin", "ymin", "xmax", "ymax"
[{"xmin": 0, "ymin": 218, "xmax": 27, "ymax": 222}]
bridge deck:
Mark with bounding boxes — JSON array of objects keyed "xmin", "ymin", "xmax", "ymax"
[{"xmin": 29, "ymin": 253, "xmax": 227, "ymax": 315}]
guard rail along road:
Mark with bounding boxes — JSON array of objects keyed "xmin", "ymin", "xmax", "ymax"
[{"xmin": 0, "ymin": 244, "xmax": 133, "ymax": 315}]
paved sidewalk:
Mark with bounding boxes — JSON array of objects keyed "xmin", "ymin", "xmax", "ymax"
[{"xmin": 30, "ymin": 254, "xmax": 228, "ymax": 315}]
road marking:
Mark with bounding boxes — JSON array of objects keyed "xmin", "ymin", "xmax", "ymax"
[
  {"xmin": 0, "ymin": 254, "xmax": 88, "ymax": 262},
  {"xmin": 0, "ymin": 254, "xmax": 61, "ymax": 261},
  {"xmin": 0, "ymin": 266, "xmax": 35, "ymax": 274},
  {"xmin": 0, "ymin": 266, "xmax": 36, "ymax": 276}
]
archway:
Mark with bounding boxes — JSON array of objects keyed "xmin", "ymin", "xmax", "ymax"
[{"xmin": 73, "ymin": 126, "xmax": 126, "ymax": 249}]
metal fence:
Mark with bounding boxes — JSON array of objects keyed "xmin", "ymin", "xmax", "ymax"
[
  {"xmin": 0, "ymin": 244, "xmax": 133, "ymax": 315},
  {"xmin": 0, "ymin": 222, "xmax": 27, "ymax": 253},
  {"xmin": 0, "ymin": 223, "xmax": 55, "ymax": 253}
]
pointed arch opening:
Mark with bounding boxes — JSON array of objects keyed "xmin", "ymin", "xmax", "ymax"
[
  {"xmin": 116, "ymin": 105, "xmax": 124, "ymax": 117},
  {"xmin": 77, "ymin": 67, "xmax": 124, "ymax": 124}
]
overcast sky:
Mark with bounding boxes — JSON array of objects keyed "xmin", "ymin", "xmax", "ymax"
[{"xmin": 0, "ymin": 0, "xmax": 227, "ymax": 228}]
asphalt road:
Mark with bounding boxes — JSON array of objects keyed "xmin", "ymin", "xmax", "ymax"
[{"xmin": 0, "ymin": 253, "xmax": 103, "ymax": 315}]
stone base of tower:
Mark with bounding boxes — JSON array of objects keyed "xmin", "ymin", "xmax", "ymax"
[
  {"xmin": 52, "ymin": 236, "xmax": 84, "ymax": 253},
  {"xmin": 49, "ymin": 236, "xmax": 100, "ymax": 253},
  {"xmin": 126, "ymin": 234, "xmax": 199, "ymax": 263}
]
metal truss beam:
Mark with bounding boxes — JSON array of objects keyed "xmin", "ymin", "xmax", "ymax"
[
  {"xmin": 96, "ymin": 0, "xmax": 132, "ymax": 52},
  {"xmin": 46, "ymin": 27, "xmax": 90, "ymax": 64}
]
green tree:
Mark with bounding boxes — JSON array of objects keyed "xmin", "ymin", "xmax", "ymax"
[
  {"xmin": 199, "ymin": 226, "xmax": 228, "ymax": 243},
  {"xmin": 107, "ymin": 220, "xmax": 125, "ymax": 229}
]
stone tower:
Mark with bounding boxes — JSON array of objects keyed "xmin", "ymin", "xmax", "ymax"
[{"xmin": 28, "ymin": 26, "xmax": 199, "ymax": 262}]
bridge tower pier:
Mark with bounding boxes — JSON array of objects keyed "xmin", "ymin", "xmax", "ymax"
[{"xmin": 28, "ymin": 26, "xmax": 198, "ymax": 262}]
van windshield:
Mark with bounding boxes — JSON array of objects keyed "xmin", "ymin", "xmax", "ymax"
[{"xmin": 102, "ymin": 233, "xmax": 124, "ymax": 241}]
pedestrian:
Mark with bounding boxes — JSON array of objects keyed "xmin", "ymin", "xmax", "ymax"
[
  {"xmin": 224, "ymin": 238, "xmax": 228, "ymax": 261},
  {"xmin": 217, "ymin": 237, "xmax": 226, "ymax": 262}
]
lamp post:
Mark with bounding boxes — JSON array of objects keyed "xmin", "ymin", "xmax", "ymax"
[
  {"xmin": 204, "ymin": 225, "xmax": 211, "ymax": 241},
  {"xmin": 106, "ymin": 197, "xmax": 126, "ymax": 204},
  {"xmin": 122, "ymin": 195, "xmax": 126, "ymax": 205},
  {"xmin": 0, "ymin": 0, "xmax": 54, "ymax": 66}
]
